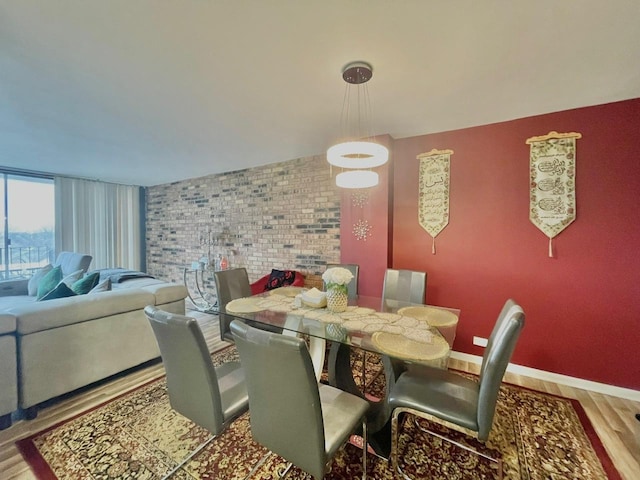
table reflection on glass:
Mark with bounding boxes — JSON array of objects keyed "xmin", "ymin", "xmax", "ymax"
[{"xmin": 224, "ymin": 287, "xmax": 460, "ymax": 458}]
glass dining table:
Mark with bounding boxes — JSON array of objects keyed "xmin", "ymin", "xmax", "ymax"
[{"xmin": 224, "ymin": 286, "xmax": 460, "ymax": 457}]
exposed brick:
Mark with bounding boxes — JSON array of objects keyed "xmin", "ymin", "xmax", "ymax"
[{"xmin": 146, "ymin": 155, "xmax": 341, "ymax": 283}]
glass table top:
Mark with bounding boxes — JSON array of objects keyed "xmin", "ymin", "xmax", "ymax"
[{"xmin": 224, "ymin": 288, "xmax": 460, "ymax": 364}]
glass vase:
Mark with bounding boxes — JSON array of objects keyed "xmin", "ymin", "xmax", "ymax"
[{"xmin": 326, "ymin": 287, "xmax": 348, "ymax": 313}]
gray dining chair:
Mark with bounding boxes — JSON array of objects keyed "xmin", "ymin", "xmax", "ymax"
[
  {"xmin": 325, "ymin": 263, "xmax": 359, "ymax": 299},
  {"xmin": 214, "ymin": 267, "xmax": 252, "ymax": 341},
  {"xmin": 382, "ymin": 268, "xmax": 427, "ymax": 304},
  {"xmin": 144, "ymin": 306, "xmax": 249, "ymax": 479},
  {"xmin": 230, "ymin": 319, "xmax": 369, "ymax": 480},
  {"xmin": 388, "ymin": 299, "xmax": 525, "ymax": 479}
]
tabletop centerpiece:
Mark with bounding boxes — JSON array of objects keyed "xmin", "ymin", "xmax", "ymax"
[{"xmin": 322, "ymin": 267, "xmax": 353, "ymax": 313}]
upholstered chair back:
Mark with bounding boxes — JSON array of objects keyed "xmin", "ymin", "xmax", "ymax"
[
  {"xmin": 382, "ymin": 268, "xmax": 427, "ymax": 304},
  {"xmin": 145, "ymin": 306, "xmax": 248, "ymax": 435}
]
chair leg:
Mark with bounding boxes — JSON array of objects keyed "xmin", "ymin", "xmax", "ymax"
[
  {"xmin": 391, "ymin": 409, "xmax": 406, "ymax": 479},
  {"xmin": 277, "ymin": 462, "xmax": 293, "ymax": 479},
  {"xmin": 392, "ymin": 407, "xmax": 503, "ymax": 480},
  {"xmin": 361, "ymin": 419, "xmax": 368, "ymax": 480},
  {"xmin": 162, "ymin": 434, "xmax": 217, "ymax": 479},
  {"xmin": 242, "ymin": 451, "xmax": 273, "ymax": 480}
]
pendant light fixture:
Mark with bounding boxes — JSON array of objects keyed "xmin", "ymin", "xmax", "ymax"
[{"xmin": 327, "ymin": 61, "xmax": 388, "ymax": 188}]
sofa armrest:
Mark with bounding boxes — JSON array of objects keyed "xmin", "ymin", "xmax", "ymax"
[{"xmin": 0, "ymin": 279, "xmax": 28, "ymax": 297}]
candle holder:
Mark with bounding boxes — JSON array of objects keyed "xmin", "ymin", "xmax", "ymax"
[{"xmin": 199, "ymin": 229, "xmax": 220, "ymax": 269}]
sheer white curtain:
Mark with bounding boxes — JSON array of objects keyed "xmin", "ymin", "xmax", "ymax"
[{"xmin": 54, "ymin": 176, "xmax": 142, "ymax": 270}]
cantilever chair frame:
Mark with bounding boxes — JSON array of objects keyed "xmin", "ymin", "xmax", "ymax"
[
  {"xmin": 390, "ymin": 300, "xmax": 525, "ymax": 480},
  {"xmin": 144, "ymin": 306, "xmax": 249, "ymax": 480},
  {"xmin": 231, "ymin": 319, "xmax": 369, "ymax": 480},
  {"xmin": 391, "ymin": 406, "xmax": 503, "ymax": 480}
]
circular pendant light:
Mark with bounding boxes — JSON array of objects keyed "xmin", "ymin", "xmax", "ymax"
[
  {"xmin": 327, "ymin": 61, "xmax": 387, "ymax": 188},
  {"xmin": 327, "ymin": 141, "xmax": 389, "ymax": 169},
  {"xmin": 335, "ymin": 170, "xmax": 379, "ymax": 189}
]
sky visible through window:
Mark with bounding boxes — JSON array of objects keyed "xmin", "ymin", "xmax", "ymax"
[
  {"xmin": 4, "ymin": 177, "xmax": 54, "ymax": 233},
  {"xmin": 0, "ymin": 175, "xmax": 54, "ymax": 276}
]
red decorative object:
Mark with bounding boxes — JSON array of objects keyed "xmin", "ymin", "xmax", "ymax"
[{"xmin": 249, "ymin": 270, "xmax": 305, "ymax": 295}]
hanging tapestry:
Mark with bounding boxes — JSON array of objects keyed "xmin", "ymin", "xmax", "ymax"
[
  {"xmin": 418, "ymin": 149, "xmax": 453, "ymax": 254},
  {"xmin": 526, "ymin": 131, "xmax": 581, "ymax": 257}
]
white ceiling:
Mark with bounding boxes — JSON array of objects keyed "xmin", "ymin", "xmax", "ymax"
[{"xmin": 1, "ymin": 1, "xmax": 639, "ymax": 187}]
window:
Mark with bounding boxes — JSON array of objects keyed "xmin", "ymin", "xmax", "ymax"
[{"xmin": 0, "ymin": 174, "xmax": 55, "ymax": 279}]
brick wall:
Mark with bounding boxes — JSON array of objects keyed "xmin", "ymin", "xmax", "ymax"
[{"xmin": 145, "ymin": 155, "xmax": 341, "ymax": 286}]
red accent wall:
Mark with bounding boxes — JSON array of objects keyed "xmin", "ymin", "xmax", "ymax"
[
  {"xmin": 389, "ymin": 98, "xmax": 640, "ymax": 390},
  {"xmin": 340, "ymin": 135, "xmax": 393, "ymax": 298},
  {"xmin": 341, "ymin": 99, "xmax": 640, "ymax": 389}
]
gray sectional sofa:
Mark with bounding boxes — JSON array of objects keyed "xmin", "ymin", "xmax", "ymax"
[{"xmin": 0, "ymin": 261, "xmax": 187, "ymax": 429}]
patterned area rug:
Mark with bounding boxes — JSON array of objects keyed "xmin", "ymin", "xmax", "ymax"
[{"xmin": 17, "ymin": 346, "xmax": 620, "ymax": 480}]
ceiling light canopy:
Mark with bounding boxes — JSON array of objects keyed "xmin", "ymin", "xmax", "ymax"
[{"xmin": 327, "ymin": 61, "xmax": 388, "ymax": 188}]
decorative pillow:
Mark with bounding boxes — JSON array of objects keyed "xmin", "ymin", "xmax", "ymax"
[
  {"xmin": 61, "ymin": 269, "xmax": 84, "ymax": 287},
  {"xmin": 89, "ymin": 278, "xmax": 112, "ymax": 294},
  {"xmin": 36, "ymin": 266, "xmax": 63, "ymax": 300},
  {"xmin": 265, "ymin": 269, "xmax": 297, "ymax": 291},
  {"xmin": 71, "ymin": 271, "xmax": 100, "ymax": 295},
  {"xmin": 38, "ymin": 282, "xmax": 77, "ymax": 301},
  {"xmin": 27, "ymin": 264, "xmax": 53, "ymax": 296}
]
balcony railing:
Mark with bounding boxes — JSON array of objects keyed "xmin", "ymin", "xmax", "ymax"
[{"xmin": 0, "ymin": 246, "xmax": 54, "ymax": 280}]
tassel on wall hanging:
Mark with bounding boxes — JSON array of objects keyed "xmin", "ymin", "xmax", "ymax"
[
  {"xmin": 526, "ymin": 131, "xmax": 581, "ymax": 257},
  {"xmin": 418, "ymin": 149, "xmax": 453, "ymax": 254}
]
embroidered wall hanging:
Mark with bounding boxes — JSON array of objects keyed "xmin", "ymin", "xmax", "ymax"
[
  {"xmin": 526, "ymin": 131, "xmax": 581, "ymax": 257},
  {"xmin": 418, "ymin": 149, "xmax": 453, "ymax": 254}
]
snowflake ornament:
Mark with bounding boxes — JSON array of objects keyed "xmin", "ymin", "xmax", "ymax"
[
  {"xmin": 351, "ymin": 191, "xmax": 369, "ymax": 208},
  {"xmin": 353, "ymin": 219, "xmax": 372, "ymax": 241}
]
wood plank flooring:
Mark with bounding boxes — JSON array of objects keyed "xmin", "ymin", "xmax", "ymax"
[{"xmin": 1, "ymin": 311, "xmax": 639, "ymax": 479}]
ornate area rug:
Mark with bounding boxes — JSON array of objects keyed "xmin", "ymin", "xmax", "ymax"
[{"xmin": 17, "ymin": 346, "xmax": 620, "ymax": 479}]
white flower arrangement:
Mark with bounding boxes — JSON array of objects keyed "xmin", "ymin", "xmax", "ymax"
[{"xmin": 322, "ymin": 267, "xmax": 354, "ymax": 294}]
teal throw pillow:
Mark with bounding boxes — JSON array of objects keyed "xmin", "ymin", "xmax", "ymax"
[
  {"xmin": 36, "ymin": 266, "xmax": 63, "ymax": 300},
  {"xmin": 27, "ymin": 264, "xmax": 53, "ymax": 296},
  {"xmin": 71, "ymin": 271, "xmax": 100, "ymax": 295},
  {"xmin": 39, "ymin": 282, "xmax": 77, "ymax": 301}
]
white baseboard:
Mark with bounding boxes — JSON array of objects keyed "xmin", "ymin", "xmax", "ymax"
[{"xmin": 450, "ymin": 351, "xmax": 640, "ymax": 402}]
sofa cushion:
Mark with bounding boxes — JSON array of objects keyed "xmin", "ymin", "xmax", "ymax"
[
  {"xmin": 27, "ymin": 264, "xmax": 53, "ymax": 296},
  {"xmin": 36, "ymin": 266, "xmax": 63, "ymax": 300},
  {"xmin": 0, "ymin": 313, "xmax": 17, "ymax": 335},
  {"xmin": 72, "ymin": 271, "xmax": 100, "ymax": 295},
  {"xmin": 0, "ymin": 295, "xmax": 36, "ymax": 312},
  {"xmin": 141, "ymin": 283, "xmax": 188, "ymax": 305},
  {"xmin": 39, "ymin": 282, "xmax": 77, "ymax": 301},
  {"xmin": 14, "ymin": 289, "xmax": 156, "ymax": 335}
]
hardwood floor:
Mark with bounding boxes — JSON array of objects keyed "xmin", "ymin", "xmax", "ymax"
[{"xmin": 1, "ymin": 311, "xmax": 639, "ymax": 479}]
